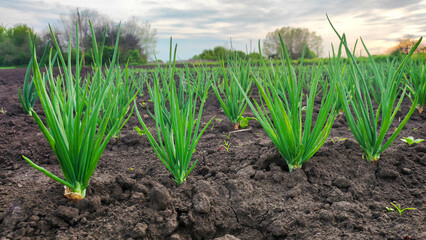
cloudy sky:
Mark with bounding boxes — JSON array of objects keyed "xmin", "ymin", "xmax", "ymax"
[{"xmin": 1, "ymin": 0, "xmax": 425, "ymax": 61}]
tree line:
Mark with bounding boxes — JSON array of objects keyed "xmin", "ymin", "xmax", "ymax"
[
  {"xmin": 0, "ymin": 9, "xmax": 157, "ymax": 67},
  {"xmin": 192, "ymin": 27, "xmax": 425, "ymax": 62},
  {"xmin": 192, "ymin": 46, "xmax": 261, "ymax": 62},
  {"xmin": 192, "ymin": 27, "xmax": 322, "ymax": 61}
]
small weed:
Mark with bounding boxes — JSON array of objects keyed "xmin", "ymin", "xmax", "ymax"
[
  {"xmin": 401, "ymin": 136, "xmax": 424, "ymax": 146},
  {"xmin": 133, "ymin": 126, "xmax": 149, "ymax": 136},
  {"xmin": 210, "ymin": 124, "xmax": 215, "ymax": 131},
  {"xmin": 237, "ymin": 116, "xmax": 257, "ymax": 129},
  {"xmin": 220, "ymin": 140, "xmax": 231, "ymax": 152},
  {"xmin": 0, "ymin": 108, "xmax": 6, "ymax": 114},
  {"xmin": 331, "ymin": 137, "xmax": 347, "ymax": 144},
  {"xmin": 385, "ymin": 206, "xmax": 394, "ymax": 212},
  {"xmin": 386, "ymin": 202, "xmax": 416, "ymax": 216},
  {"xmin": 223, "ymin": 132, "xmax": 231, "ymax": 139}
]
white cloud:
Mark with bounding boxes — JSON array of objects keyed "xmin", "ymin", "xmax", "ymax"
[{"xmin": 0, "ymin": 0, "xmax": 425, "ymax": 60}]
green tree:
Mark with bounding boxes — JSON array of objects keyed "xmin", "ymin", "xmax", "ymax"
[
  {"xmin": 192, "ymin": 46, "xmax": 247, "ymax": 61},
  {"xmin": 248, "ymin": 52, "xmax": 261, "ymax": 60},
  {"xmin": 263, "ymin": 27, "xmax": 322, "ymax": 59},
  {"xmin": 0, "ymin": 26, "xmax": 7, "ymax": 41},
  {"xmin": 213, "ymin": 46, "xmax": 226, "ymax": 60},
  {"xmin": 58, "ymin": 9, "xmax": 156, "ymax": 64},
  {"xmin": 0, "ymin": 24, "xmax": 45, "ymax": 66}
]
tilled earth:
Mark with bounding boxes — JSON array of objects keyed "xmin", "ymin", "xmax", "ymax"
[{"xmin": 0, "ymin": 67, "xmax": 425, "ymax": 240}]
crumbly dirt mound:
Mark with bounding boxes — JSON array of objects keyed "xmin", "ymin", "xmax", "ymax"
[{"xmin": 0, "ymin": 68, "xmax": 425, "ymax": 240}]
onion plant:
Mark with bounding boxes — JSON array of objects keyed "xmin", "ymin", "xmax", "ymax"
[
  {"xmin": 191, "ymin": 64, "xmax": 215, "ymax": 101},
  {"xmin": 131, "ymin": 68, "xmax": 148, "ymax": 97},
  {"xmin": 362, "ymin": 61, "xmax": 392, "ymax": 105},
  {"xmin": 22, "ymin": 22, "xmax": 134, "ymax": 202},
  {"xmin": 404, "ymin": 60, "xmax": 425, "ymax": 114},
  {"xmin": 212, "ymin": 57, "xmax": 253, "ymax": 129},
  {"xmin": 135, "ymin": 41, "xmax": 214, "ymax": 185},
  {"xmin": 326, "ymin": 42, "xmax": 352, "ymax": 115},
  {"xmin": 101, "ymin": 62, "xmax": 137, "ymax": 138},
  {"xmin": 146, "ymin": 61, "xmax": 192, "ymax": 129},
  {"xmin": 236, "ymin": 36, "xmax": 337, "ymax": 171},
  {"xmin": 18, "ymin": 40, "xmax": 53, "ymax": 116},
  {"xmin": 327, "ymin": 15, "xmax": 422, "ymax": 163}
]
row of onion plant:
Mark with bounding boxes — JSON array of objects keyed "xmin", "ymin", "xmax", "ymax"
[{"xmin": 22, "ymin": 19, "xmax": 423, "ymax": 200}]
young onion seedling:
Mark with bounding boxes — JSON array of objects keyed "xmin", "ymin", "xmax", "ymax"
[
  {"xmin": 387, "ymin": 202, "xmax": 416, "ymax": 216},
  {"xmin": 220, "ymin": 140, "xmax": 231, "ymax": 152}
]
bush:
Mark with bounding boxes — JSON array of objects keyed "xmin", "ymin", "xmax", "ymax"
[{"xmin": 0, "ymin": 25, "xmax": 45, "ymax": 67}]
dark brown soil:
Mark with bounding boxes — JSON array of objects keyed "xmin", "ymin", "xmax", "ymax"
[{"xmin": 0, "ymin": 67, "xmax": 425, "ymax": 240}]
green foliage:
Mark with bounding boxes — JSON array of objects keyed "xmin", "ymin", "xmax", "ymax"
[
  {"xmin": 404, "ymin": 59, "xmax": 425, "ymax": 113},
  {"xmin": 220, "ymin": 140, "xmax": 231, "ymax": 152},
  {"xmin": 0, "ymin": 24, "xmax": 46, "ymax": 66},
  {"xmin": 135, "ymin": 39, "xmax": 215, "ymax": 185},
  {"xmin": 100, "ymin": 62, "xmax": 138, "ymax": 138},
  {"xmin": 128, "ymin": 68, "xmax": 149, "ymax": 97},
  {"xmin": 133, "ymin": 126, "xmax": 149, "ymax": 136},
  {"xmin": 411, "ymin": 53, "xmax": 426, "ymax": 63},
  {"xmin": 236, "ymin": 36, "xmax": 337, "ymax": 171},
  {"xmin": 124, "ymin": 49, "xmax": 144, "ymax": 63},
  {"xmin": 186, "ymin": 63, "xmax": 216, "ymax": 101},
  {"xmin": 102, "ymin": 45, "xmax": 115, "ymax": 64},
  {"xmin": 192, "ymin": 46, "xmax": 247, "ymax": 62},
  {"xmin": 146, "ymin": 62, "xmax": 193, "ymax": 130},
  {"xmin": 212, "ymin": 57, "xmax": 253, "ymax": 127},
  {"xmin": 248, "ymin": 52, "xmax": 261, "ymax": 61},
  {"xmin": 303, "ymin": 46, "xmax": 317, "ymax": 59},
  {"xmin": 401, "ymin": 136, "xmax": 424, "ymax": 145},
  {"xmin": 358, "ymin": 54, "xmax": 391, "ymax": 62},
  {"xmin": 61, "ymin": 48, "xmax": 94, "ymax": 65},
  {"xmin": 331, "ymin": 137, "xmax": 348, "ymax": 144},
  {"xmin": 19, "ymin": 40, "xmax": 52, "ymax": 116},
  {"xmin": 0, "ymin": 26, "xmax": 6, "ymax": 41},
  {"xmin": 387, "ymin": 202, "xmax": 416, "ymax": 216},
  {"xmin": 237, "ymin": 116, "xmax": 256, "ymax": 129},
  {"xmin": 22, "ymin": 21, "xmax": 134, "ymax": 200},
  {"xmin": 327, "ymin": 14, "xmax": 421, "ymax": 162}
]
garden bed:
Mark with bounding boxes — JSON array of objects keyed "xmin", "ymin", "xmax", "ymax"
[{"xmin": 0, "ymin": 67, "xmax": 425, "ymax": 239}]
